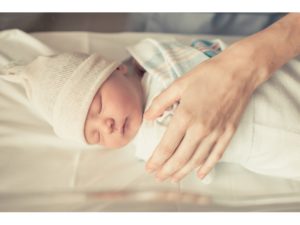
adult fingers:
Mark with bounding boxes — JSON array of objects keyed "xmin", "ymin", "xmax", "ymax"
[
  {"xmin": 170, "ymin": 131, "xmax": 219, "ymax": 182},
  {"xmin": 145, "ymin": 107, "xmax": 189, "ymax": 173},
  {"xmin": 197, "ymin": 125, "xmax": 235, "ymax": 179},
  {"xmin": 154, "ymin": 124, "xmax": 208, "ymax": 181},
  {"xmin": 144, "ymin": 81, "xmax": 181, "ymax": 120}
]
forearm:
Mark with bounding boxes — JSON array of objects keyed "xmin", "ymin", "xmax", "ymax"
[{"xmin": 228, "ymin": 13, "xmax": 300, "ymax": 88}]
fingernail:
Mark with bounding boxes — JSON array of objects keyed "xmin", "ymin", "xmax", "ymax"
[
  {"xmin": 146, "ymin": 162, "xmax": 156, "ymax": 173},
  {"xmin": 198, "ymin": 173, "xmax": 205, "ymax": 179},
  {"xmin": 146, "ymin": 167, "xmax": 156, "ymax": 174}
]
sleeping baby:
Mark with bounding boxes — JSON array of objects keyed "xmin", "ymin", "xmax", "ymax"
[{"xmin": 2, "ymin": 38, "xmax": 300, "ymax": 183}]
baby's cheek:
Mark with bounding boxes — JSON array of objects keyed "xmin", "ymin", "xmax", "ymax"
[{"xmin": 88, "ymin": 131, "xmax": 99, "ymax": 145}]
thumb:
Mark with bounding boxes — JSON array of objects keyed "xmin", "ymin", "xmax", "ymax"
[{"xmin": 144, "ymin": 82, "xmax": 181, "ymax": 120}]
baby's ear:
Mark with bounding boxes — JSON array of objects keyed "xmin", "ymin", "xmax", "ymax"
[{"xmin": 117, "ymin": 64, "xmax": 128, "ymax": 74}]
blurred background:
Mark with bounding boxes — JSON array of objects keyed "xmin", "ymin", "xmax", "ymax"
[{"xmin": 0, "ymin": 13, "xmax": 285, "ymax": 35}]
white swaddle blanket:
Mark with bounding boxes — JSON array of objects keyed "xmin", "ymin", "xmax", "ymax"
[{"xmin": 128, "ymin": 38, "xmax": 225, "ymax": 183}]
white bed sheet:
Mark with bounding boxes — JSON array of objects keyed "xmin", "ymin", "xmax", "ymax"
[{"xmin": 1, "ymin": 29, "xmax": 300, "ymax": 211}]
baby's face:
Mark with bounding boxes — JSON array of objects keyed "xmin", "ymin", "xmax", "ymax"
[{"xmin": 84, "ymin": 64, "xmax": 144, "ymax": 148}]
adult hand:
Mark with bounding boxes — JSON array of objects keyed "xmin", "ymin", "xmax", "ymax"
[
  {"xmin": 144, "ymin": 13, "xmax": 300, "ymax": 183},
  {"xmin": 144, "ymin": 45, "xmax": 259, "ymax": 182}
]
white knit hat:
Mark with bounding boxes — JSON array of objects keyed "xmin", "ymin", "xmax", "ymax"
[{"xmin": 1, "ymin": 53, "xmax": 121, "ymax": 144}]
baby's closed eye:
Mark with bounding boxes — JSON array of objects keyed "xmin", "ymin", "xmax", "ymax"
[
  {"xmin": 98, "ymin": 95, "xmax": 102, "ymax": 114},
  {"xmin": 95, "ymin": 129, "xmax": 101, "ymax": 144}
]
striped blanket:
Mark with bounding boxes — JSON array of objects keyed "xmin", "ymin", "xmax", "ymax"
[{"xmin": 127, "ymin": 38, "xmax": 223, "ymax": 89}]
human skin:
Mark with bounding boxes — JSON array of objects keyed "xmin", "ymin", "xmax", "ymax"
[
  {"xmin": 84, "ymin": 63, "xmax": 144, "ymax": 148},
  {"xmin": 144, "ymin": 13, "xmax": 300, "ymax": 182}
]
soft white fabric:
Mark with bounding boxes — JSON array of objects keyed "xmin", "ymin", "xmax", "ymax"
[{"xmin": 1, "ymin": 46, "xmax": 120, "ymax": 144}]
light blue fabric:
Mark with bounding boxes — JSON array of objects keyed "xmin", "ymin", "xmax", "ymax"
[{"xmin": 126, "ymin": 13, "xmax": 285, "ymax": 36}]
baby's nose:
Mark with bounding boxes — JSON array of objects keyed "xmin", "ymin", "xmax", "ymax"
[{"xmin": 102, "ymin": 118, "xmax": 114, "ymax": 134}]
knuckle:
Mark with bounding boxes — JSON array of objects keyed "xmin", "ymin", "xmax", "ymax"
[
  {"xmin": 177, "ymin": 109, "xmax": 191, "ymax": 124},
  {"xmin": 194, "ymin": 157, "xmax": 205, "ymax": 166},
  {"xmin": 160, "ymin": 145, "xmax": 174, "ymax": 157},
  {"xmin": 193, "ymin": 123, "xmax": 208, "ymax": 136},
  {"xmin": 215, "ymin": 127, "xmax": 224, "ymax": 137},
  {"xmin": 173, "ymin": 157, "xmax": 188, "ymax": 168}
]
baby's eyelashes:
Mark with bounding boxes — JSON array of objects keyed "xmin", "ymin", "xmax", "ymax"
[
  {"xmin": 98, "ymin": 95, "xmax": 102, "ymax": 114},
  {"xmin": 96, "ymin": 131, "xmax": 101, "ymax": 144}
]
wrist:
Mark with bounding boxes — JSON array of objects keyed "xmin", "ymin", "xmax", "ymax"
[
  {"xmin": 227, "ymin": 13, "xmax": 300, "ymax": 88},
  {"xmin": 225, "ymin": 39, "xmax": 270, "ymax": 91}
]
